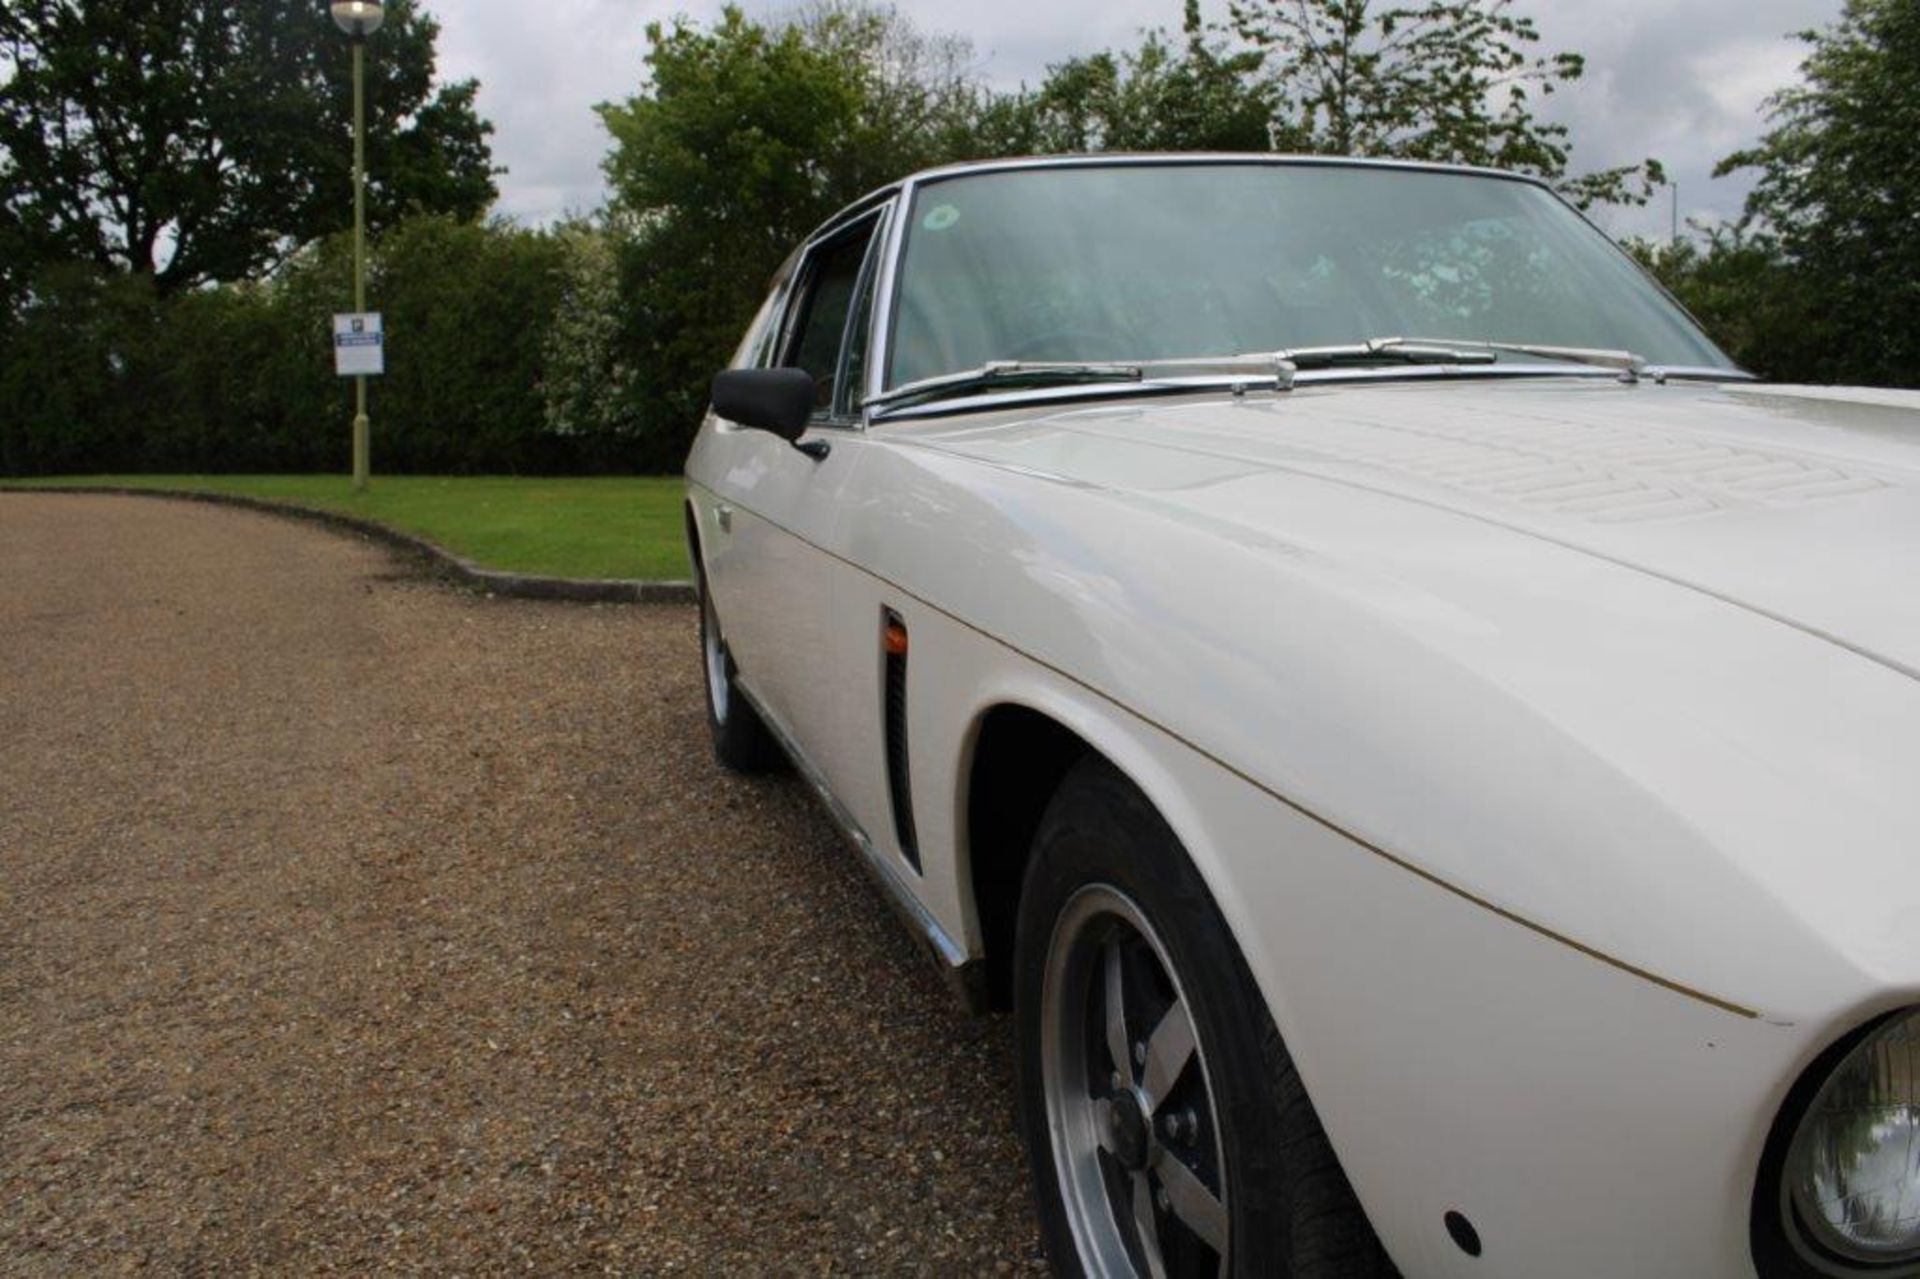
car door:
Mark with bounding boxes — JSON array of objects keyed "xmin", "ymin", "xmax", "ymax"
[{"xmin": 700, "ymin": 206, "xmax": 891, "ymax": 761}]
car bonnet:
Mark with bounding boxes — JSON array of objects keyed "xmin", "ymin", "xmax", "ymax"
[{"xmin": 904, "ymin": 377, "xmax": 1920, "ymax": 685}]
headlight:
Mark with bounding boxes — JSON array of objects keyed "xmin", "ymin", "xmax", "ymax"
[{"xmin": 1786, "ymin": 1008, "xmax": 1920, "ymax": 1266}]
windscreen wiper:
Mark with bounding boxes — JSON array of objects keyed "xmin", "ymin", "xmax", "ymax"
[
  {"xmin": 1264, "ymin": 339, "xmax": 1499, "ymax": 369},
  {"xmin": 1267, "ymin": 337, "xmax": 1649, "ymax": 379},
  {"xmin": 868, "ymin": 356, "xmax": 1295, "ymax": 413},
  {"xmin": 1385, "ymin": 337, "xmax": 1652, "ymax": 376},
  {"xmin": 1274, "ymin": 338, "xmax": 1755, "ymax": 383}
]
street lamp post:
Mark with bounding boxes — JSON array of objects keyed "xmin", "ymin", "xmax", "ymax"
[{"xmin": 331, "ymin": 0, "xmax": 384, "ymax": 491}]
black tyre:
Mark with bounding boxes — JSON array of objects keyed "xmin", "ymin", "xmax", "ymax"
[
  {"xmin": 1014, "ymin": 757, "xmax": 1399, "ymax": 1279},
  {"xmin": 695, "ymin": 564, "xmax": 784, "ymax": 774}
]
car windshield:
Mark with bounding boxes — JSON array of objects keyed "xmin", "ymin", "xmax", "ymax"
[{"xmin": 886, "ymin": 162, "xmax": 1734, "ymax": 389}]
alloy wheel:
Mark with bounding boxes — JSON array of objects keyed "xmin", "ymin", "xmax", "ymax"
[
  {"xmin": 1041, "ymin": 883, "xmax": 1230, "ymax": 1278},
  {"xmin": 700, "ymin": 585, "xmax": 730, "ymax": 722}
]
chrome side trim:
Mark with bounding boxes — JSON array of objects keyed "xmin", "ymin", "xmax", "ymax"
[{"xmin": 732, "ymin": 675, "xmax": 989, "ymax": 1013}]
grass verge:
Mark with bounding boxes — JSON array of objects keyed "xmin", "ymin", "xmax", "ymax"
[{"xmin": 9, "ymin": 475, "xmax": 689, "ymax": 581}]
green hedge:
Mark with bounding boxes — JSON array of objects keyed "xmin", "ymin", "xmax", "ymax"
[{"xmin": 0, "ymin": 216, "xmax": 669, "ymax": 477}]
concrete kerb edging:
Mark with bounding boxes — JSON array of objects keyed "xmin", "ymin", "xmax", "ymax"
[{"xmin": 0, "ymin": 484, "xmax": 696, "ymax": 605}]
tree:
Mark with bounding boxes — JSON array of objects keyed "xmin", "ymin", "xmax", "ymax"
[
  {"xmin": 1718, "ymin": 0, "xmax": 1920, "ymax": 387},
  {"xmin": 597, "ymin": 8, "xmax": 860, "ymax": 466},
  {"xmin": 1227, "ymin": 0, "xmax": 1661, "ymax": 206},
  {"xmin": 597, "ymin": 3, "xmax": 1015, "ymax": 466},
  {"xmin": 1623, "ymin": 227, "xmax": 1815, "ymax": 381},
  {"xmin": 0, "ymin": 216, "xmax": 582, "ymax": 477},
  {"xmin": 0, "ymin": 0, "xmax": 497, "ymax": 293},
  {"xmin": 0, "ymin": 203, "xmax": 31, "ymax": 323},
  {"xmin": 998, "ymin": 1, "xmax": 1280, "ymax": 154},
  {"xmin": 541, "ymin": 218, "xmax": 645, "ymax": 463},
  {"xmin": 793, "ymin": 1, "xmax": 1002, "ymax": 188},
  {"xmin": 367, "ymin": 215, "xmax": 566, "ymax": 471}
]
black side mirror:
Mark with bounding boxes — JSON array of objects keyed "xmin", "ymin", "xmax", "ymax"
[{"xmin": 711, "ymin": 368, "xmax": 816, "ymax": 442}]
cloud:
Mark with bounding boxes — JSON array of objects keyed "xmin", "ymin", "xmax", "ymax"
[
  {"xmin": 428, "ymin": 0, "xmax": 1180, "ymax": 222},
  {"xmin": 1520, "ymin": 0, "xmax": 1835, "ymax": 236},
  {"xmin": 425, "ymin": 0, "xmax": 1844, "ymax": 233},
  {"xmin": 430, "ymin": 0, "xmax": 672, "ymax": 221}
]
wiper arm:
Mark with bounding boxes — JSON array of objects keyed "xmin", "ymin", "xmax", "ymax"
[
  {"xmin": 868, "ymin": 337, "xmax": 1670, "ymax": 414},
  {"xmin": 1265, "ymin": 339, "xmax": 1499, "ymax": 369},
  {"xmin": 1269, "ymin": 336, "xmax": 1650, "ymax": 379},
  {"xmin": 1382, "ymin": 336, "xmax": 1650, "ymax": 376},
  {"xmin": 867, "ymin": 361, "xmax": 1144, "ymax": 411},
  {"xmin": 868, "ymin": 355, "xmax": 1295, "ymax": 412}
]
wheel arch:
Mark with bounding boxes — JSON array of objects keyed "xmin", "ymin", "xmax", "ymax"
[
  {"xmin": 954, "ymin": 689, "xmax": 1409, "ymax": 1270},
  {"xmin": 960, "ymin": 703, "xmax": 1092, "ymax": 1011},
  {"xmin": 957, "ymin": 686, "xmax": 1254, "ymax": 1015}
]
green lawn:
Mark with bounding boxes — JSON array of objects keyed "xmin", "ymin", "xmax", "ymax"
[{"xmin": 11, "ymin": 475, "xmax": 690, "ymax": 580}]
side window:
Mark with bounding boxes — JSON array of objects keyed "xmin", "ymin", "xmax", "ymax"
[
  {"xmin": 734, "ymin": 279, "xmax": 788, "ymax": 370},
  {"xmin": 782, "ymin": 218, "xmax": 879, "ymax": 415}
]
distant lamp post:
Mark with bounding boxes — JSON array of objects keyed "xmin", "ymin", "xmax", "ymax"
[{"xmin": 332, "ymin": 0, "xmax": 384, "ymax": 491}]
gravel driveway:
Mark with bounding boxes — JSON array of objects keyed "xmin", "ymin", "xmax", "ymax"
[{"xmin": 0, "ymin": 493, "xmax": 1043, "ymax": 1273}]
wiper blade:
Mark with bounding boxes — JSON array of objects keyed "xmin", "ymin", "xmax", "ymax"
[
  {"xmin": 1268, "ymin": 336, "xmax": 1650, "ymax": 379},
  {"xmin": 868, "ymin": 336, "xmax": 1674, "ymax": 414},
  {"xmin": 869, "ymin": 355, "xmax": 1294, "ymax": 412},
  {"xmin": 868, "ymin": 361, "xmax": 1143, "ymax": 411},
  {"xmin": 1265, "ymin": 339, "xmax": 1498, "ymax": 369},
  {"xmin": 1386, "ymin": 336, "xmax": 1650, "ymax": 376}
]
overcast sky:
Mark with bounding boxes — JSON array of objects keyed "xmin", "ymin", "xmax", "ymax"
[{"xmin": 430, "ymin": 0, "xmax": 1842, "ymax": 240}]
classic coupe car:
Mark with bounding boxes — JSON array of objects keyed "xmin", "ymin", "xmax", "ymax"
[{"xmin": 682, "ymin": 156, "xmax": 1920, "ymax": 1278}]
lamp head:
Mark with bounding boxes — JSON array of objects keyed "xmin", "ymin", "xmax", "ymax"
[{"xmin": 330, "ymin": 0, "xmax": 384, "ymax": 37}]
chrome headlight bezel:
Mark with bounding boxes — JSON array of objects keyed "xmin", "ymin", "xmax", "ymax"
[{"xmin": 1759, "ymin": 1008, "xmax": 1920, "ymax": 1278}]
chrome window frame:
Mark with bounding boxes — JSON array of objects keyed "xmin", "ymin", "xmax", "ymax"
[
  {"xmin": 755, "ymin": 190, "xmax": 905, "ymax": 436},
  {"xmin": 827, "ymin": 200, "xmax": 897, "ymax": 424},
  {"xmin": 770, "ymin": 202, "xmax": 893, "ymax": 431}
]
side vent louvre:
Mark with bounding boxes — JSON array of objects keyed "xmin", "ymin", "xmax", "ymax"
[{"xmin": 881, "ymin": 608, "xmax": 919, "ymax": 871}]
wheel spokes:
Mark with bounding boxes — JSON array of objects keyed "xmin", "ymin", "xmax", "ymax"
[
  {"xmin": 1104, "ymin": 940, "xmax": 1133, "ymax": 1088},
  {"xmin": 1156, "ymin": 1150, "xmax": 1228, "ymax": 1255},
  {"xmin": 1131, "ymin": 1171, "xmax": 1171, "ymax": 1279},
  {"xmin": 1045, "ymin": 888, "xmax": 1232, "ymax": 1278},
  {"xmin": 1139, "ymin": 996, "xmax": 1196, "ymax": 1112}
]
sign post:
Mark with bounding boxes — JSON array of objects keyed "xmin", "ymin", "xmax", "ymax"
[
  {"xmin": 334, "ymin": 308, "xmax": 382, "ymax": 493},
  {"xmin": 331, "ymin": 10, "xmax": 385, "ymax": 492},
  {"xmin": 333, "ymin": 312, "xmax": 385, "ymax": 377}
]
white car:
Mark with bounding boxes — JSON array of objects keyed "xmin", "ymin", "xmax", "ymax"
[{"xmin": 682, "ymin": 156, "xmax": 1920, "ymax": 1278}]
